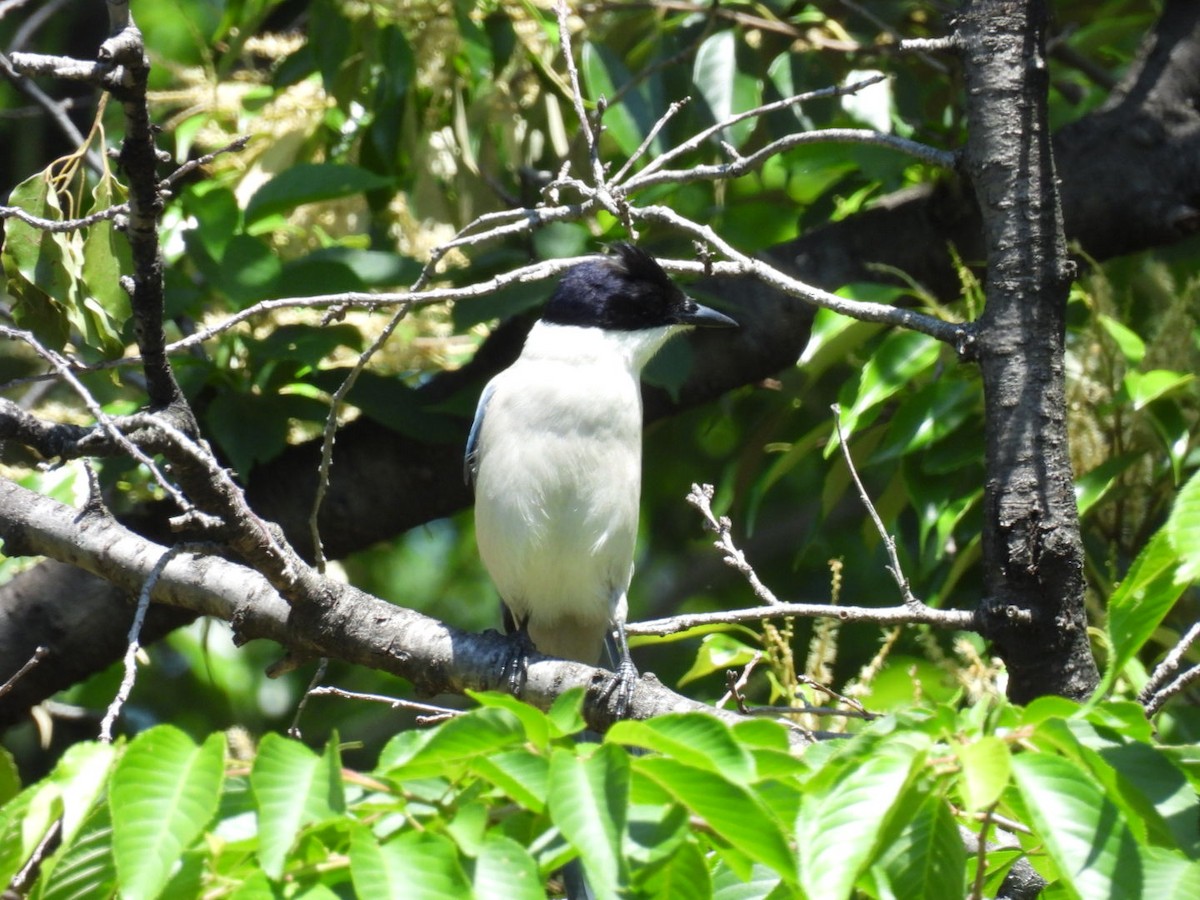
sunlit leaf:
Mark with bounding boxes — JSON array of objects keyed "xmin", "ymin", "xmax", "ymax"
[
  {"xmin": 110, "ymin": 727, "xmax": 225, "ymax": 900},
  {"xmin": 251, "ymin": 733, "xmax": 345, "ymax": 879},
  {"xmin": 1011, "ymin": 753, "xmax": 1144, "ymax": 899}
]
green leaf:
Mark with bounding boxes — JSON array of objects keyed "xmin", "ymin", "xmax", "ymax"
[
  {"xmin": 244, "ymin": 163, "xmax": 393, "ymax": 224},
  {"xmin": 676, "ymin": 633, "xmax": 758, "ymax": 686},
  {"xmin": 830, "ymin": 330, "xmax": 940, "ymax": 451},
  {"xmin": 1103, "ymin": 529, "xmax": 1187, "ymax": 694},
  {"xmin": 0, "ymin": 748, "xmax": 18, "ymax": 805},
  {"xmin": 1098, "ymin": 314, "xmax": 1146, "ymax": 364},
  {"xmin": 580, "ymin": 43, "xmax": 656, "ymax": 158},
  {"xmin": 36, "ymin": 802, "xmax": 118, "ymax": 900},
  {"xmin": 217, "ymin": 234, "xmax": 282, "ymax": 308},
  {"xmin": 636, "ymin": 840, "xmax": 713, "ymax": 900},
  {"xmin": 1011, "ymin": 752, "xmax": 1144, "ymax": 899},
  {"xmin": 473, "ymin": 832, "xmax": 543, "ymax": 900},
  {"xmin": 711, "ymin": 861, "xmax": 783, "ymax": 899},
  {"xmin": 955, "ymin": 736, "xmax": 1012, "ymax": 812},
  {"xmin": 636, "ymin": 756, "xmax": 795, "ymax": 882},
  {"xmin": 79, "ymin": 174, "xmax": 132, "ymax": 355},
  {"xmin": 1166, "ymin": 468, "xmax": 1200, "ymax": 582},
  {"xmin": 870, "ymin": 379, "xmax": 976, "ymax": 462},
  {"xmin": 2, "ymin": 173, "xmax": 73, "ymax": 349},
  {"xmin": 250, "ymin": 733, "xmax": 346, "ymax": 879},
  {"xmin": 468, "ymin": 690, "xmax": 552, "ymax": 747},
  {"xmin": 469, "ymin": 750, "xmax": 549, "ymax": 813},
  {"xmin": 1142, "ymin": 848, "xmax": 1200, "ymax": 897},
  {"xmin": 1123, "ymin": 369, "xmax": 1194, "ymax": 411},
  {"xmin": 874, "ymin": 793, "xmax": 966, "ymax": 900},
  {"xmin": 1076, "ymin": 453, "xmax": 1143, "ymax": 517},
  {"xmin": 386, "ymin": 707, "xmax": 527, "ymax": 779},
  {"xmin": 693, "ymin": 30, "xmax": 762, "ymax": 148},
  {"xmin": 110, "ymin": 726, "xmax": 225, "ymax": 900},
  {"xmin": 547, "ymin": 744, "xmax": 630, "ymax": 896},
  {"xmin": 606, "ymin": 714, "xmax": 755, "ymax": 783},
  {"xmin": 350, "ymin": 825, "xmax": 471, "ymax": 899},
  {"xmin": 797, "ymin": 743, "xmax": 923, "ymax": 899}
]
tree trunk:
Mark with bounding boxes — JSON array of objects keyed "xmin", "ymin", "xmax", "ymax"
[{"xmin": 959, "ymin": 0, "xmax": 1099, "ymax": 701}]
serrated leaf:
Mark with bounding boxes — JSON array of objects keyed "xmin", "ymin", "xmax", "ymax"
[
  {"xmin": 711, "ymin": 861, "xmax": 783, "ymax": 899},
  {"xmin": 1011, "ymin": 753, "xmax": 1144, "ymax": 899},
  {"xmin": 607, "ymin": 714, "xmax": 754, "ymax": 783},
  {"xmin": 110, "ymin": 726, "xmax": 225, "ymax": 900},
  {"xmin": 1103, "ymin": 529, "xmax": 1187, "ymax": 694},
  {"xmin": 547, "ymin": 744, "xmax": 629, "ymax": 896},
  {"xmin": 2, "ymin": 173, "xmax": 72, "ymax": 348},
  {"xmin": 637, "ymin": 840, "xmax": 712, "ymax": 900},
  {"xmin": 245, "ymin": 163, "xmax": 393, "ymax": 224},
  {"xmin": 1166, "ymin": 468, "xmax": 1200, "ymax": 582},
  {"xmin": 468, "ymin": 690, "xmax": 552, "ymax": 747},
  {"xmin": 350, "ymin": 825, "xmax": 471, "ymax": 899},
  {"xmin": 387, "ymin": 707, "xmax": 527, "ymax": 779},
  {"xmin": 469, "ymin": 750, "xmax": 549, "ymax": 813},
  {"xmin": 250, "ymin": 733, "xmax": 345, "ymax": 879},
  {"xmin": 473, "ymin": 832, "xmax": 543, "ymax": 900},
  {"xmin": 636, "ymin": 756, "xmax": 795, "ymax": 882},
  {"xmin": 875, "ymin": 793, "xmax": 966, "ymax": 899},
  {"xmin": 797, "ymin": 744, "xmax": 922, "ymax": 899},
  {"xmin": 955, "ymin": 736, "xmax": 1012, "ymax": 812},
  {"xmin": 36, "ymin": 801, "xmax": 118, "ymax": 900}
]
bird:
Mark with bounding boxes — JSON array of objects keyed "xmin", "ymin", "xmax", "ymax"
[{"xmin": 465, "ymin": 242, "xmax": 738, "ymax": 710}]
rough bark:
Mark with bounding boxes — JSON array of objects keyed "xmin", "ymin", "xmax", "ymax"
[{"xmin": 958, "ymin": 0, "xmax": 1099, "ymax": 702}]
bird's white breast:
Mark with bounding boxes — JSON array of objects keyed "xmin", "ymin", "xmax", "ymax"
[{"xmin": 472, "ymin": 322, "xmax": 678, "ymax": 663}]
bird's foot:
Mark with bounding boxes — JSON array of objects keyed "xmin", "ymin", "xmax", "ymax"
[{"xmin": 597, "ymin": 652, "xmax": 639, "ymax": 721}]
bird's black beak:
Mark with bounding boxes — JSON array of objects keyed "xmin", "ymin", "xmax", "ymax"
[{"xmin": 678, "ymin": 298, "xmax": 738, "ymax": 328}]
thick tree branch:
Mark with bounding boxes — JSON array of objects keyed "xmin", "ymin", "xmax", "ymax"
[
  {"xmin": 0, "ymin": 479, "xmax": 803, "ymax": 741},
  {"xmin": 958, "ymin": 0, "xmax": 1098, "ymax": 701}
]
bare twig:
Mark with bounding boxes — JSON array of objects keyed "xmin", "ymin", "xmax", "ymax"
[
  {"xmin": 288, "ymin": 657, "xmax": 328, "ymax": 739},
  {"xmin": 797, "ymin": 674, "xmax": 876, "ymax": 720},
  {"xmin": 310, "ymin": 303, "xmax": 413, "ymax": 571},
  {"xmin": 100, "ymin": 543, "xmax": 204, "ymax": 742},
  {"xmin": 1140, "ymin": 620, "xmax": 1200, "ymax": 706},
  {"xmin": 971, "ymin": 803, "xmax": 996, "ymax": 900},
  {"xmin": 629, "ymin": 599, "xmax": 980, "ymax": 636},
  {"xmin": 1143, "ymin": 663, "xmax": 1200, "ymax": 718},
  {"xmin": 717, "ymin": 651, "xmax": 763, "ymax": 710},
  {"xmin": 306, "ymin": 685, "xmax": 462, "ymax": 725},
  {"xmin": 831, "ymin": 403, "xmax": 920, "ymax": 608},
  {"xmin": 687, "ymin": 483, "xmax": 782, "ymax": 606},
  {"xmin": 0, "ymin": 645, "xmax": 48, "ymax": 698}
]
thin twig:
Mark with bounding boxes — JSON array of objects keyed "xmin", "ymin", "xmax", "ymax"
[
  {"xmin": 1143, "ymin": 663, "xmax": 1200, "ymax": 718},
  {"xmin": 288, "ymin": 657, "xmax": 328, "ymax": 739},
  {"xmin": 0, "ymin": 645, "xmax": 48, "ymax": 698},
  {"xmin": 0, "ymin": 325, "xmax": 190, "ymax": 510},
  {"xmin": 310, "ymin": 303, "xmax": 413, "ymax": 570},
  {"xmin": 831, "ymin": 403, "xmax": 921, "ymax": 608},
  {"xmin": 306, "ymin": 686, "xmax": 462, "ymax": 725},
  {"xmin": 628, "ymin": 599, "xmax": 980, "ymax": 636},
  {"xmin": 717, "ymin": 651, "xmax": 763, "ymax": 710},
  {"xmin": 687, "ymin": 483, "xmax": 782, "ymax": 606},
  {"xmin": 99, "ymin": 543, "xmax": 202, "ymax": 741},
  {"xmin": 1140, "ymin": 620, "xmax": 1200, "ymax": 703},
  {"xmin": 797, "ymin": 674, "xmax": 877, "ymax": 720},
  {"xmin": 971, "ymin": 803, "xmax": 996, "ymax": 900}
]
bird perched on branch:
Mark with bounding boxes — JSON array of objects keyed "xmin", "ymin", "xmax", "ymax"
[{"xmin": 465, "ymin": 242, "xmax": 737, "ymax": 712}]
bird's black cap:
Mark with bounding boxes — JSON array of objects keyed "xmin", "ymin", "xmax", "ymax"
[{"xmin": 542, "ymin": 243, "xmax": 737, "ymax": 331}]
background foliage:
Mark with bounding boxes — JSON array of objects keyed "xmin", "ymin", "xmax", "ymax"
[{"xmin": 1, "ymin": 0, "xmax": 1198, "ymax": 897}]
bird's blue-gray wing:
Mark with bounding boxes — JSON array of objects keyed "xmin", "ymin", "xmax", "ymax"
[{"xmin": 464, "ymin": 381, "xmax": 495, "ymax": 488}]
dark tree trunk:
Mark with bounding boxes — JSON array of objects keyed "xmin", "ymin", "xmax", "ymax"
[{"xmin": 958, "ymin": 0, "xmax": 1099, "ymax": 702}]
